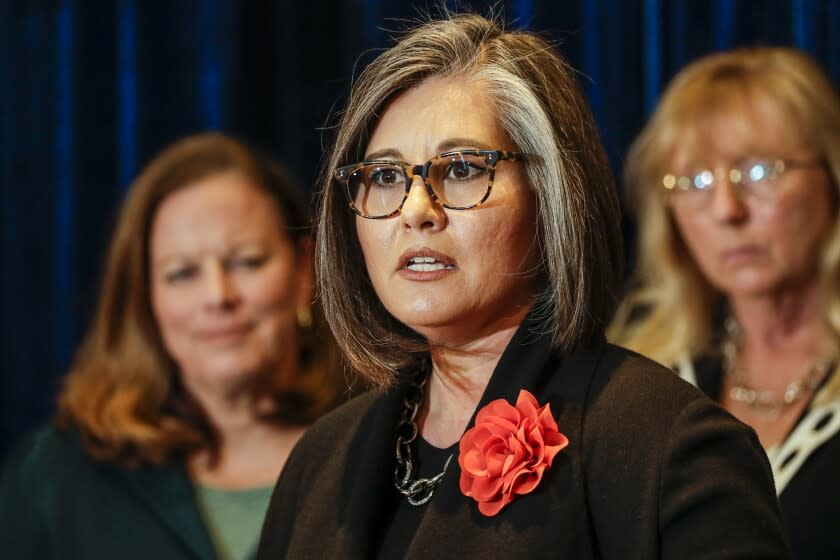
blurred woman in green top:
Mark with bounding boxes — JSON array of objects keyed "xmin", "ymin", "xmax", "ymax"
[{"xmin": 0, "ymin": 133, "xmax": 347, "ymax": 560}]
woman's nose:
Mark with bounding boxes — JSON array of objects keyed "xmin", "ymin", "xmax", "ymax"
[
  {"xmin": 203, "ymin": 261, "xmax": 239, "ymax": 309},
  {"xmin": 710, "ymin": 178, "xmax": 748, "ymax": 223},
  {"xmin": 399, "ymin": 176, "xmax": 446, "ymax": 231}
]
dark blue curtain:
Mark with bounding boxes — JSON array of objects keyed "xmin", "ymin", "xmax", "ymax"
[{"xmin": 2, "ymin": 0, "xmax": 839, "ymax": 457}]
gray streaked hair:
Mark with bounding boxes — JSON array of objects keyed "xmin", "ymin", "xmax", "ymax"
[{"xmin": 317, "ymin": 12, "xmax": 623, "ymax": 387}]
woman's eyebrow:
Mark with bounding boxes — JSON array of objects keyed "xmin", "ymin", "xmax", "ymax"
[
  {"xmin": 364, "ymin": 138, "xmax": 494, "ymax": 162},
  {"xmin": 436, "ymin": 138, "xmax": 492, "ymax": 152},
  {"xmin": 364, "ymin": 148, "xmax": 404, "ymax": 161}
]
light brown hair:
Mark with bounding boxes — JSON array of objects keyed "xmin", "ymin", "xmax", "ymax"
[
  {"xmin": 609, "ymin": 47, "xmax": 840, "ymax": 404},
  {"xmin": 57, "ymin": 132, "xmax": 344, "ymax": 466},
  {"xmin": 317, "ymin": 13, "xmax": 623, "ymax": 387}
]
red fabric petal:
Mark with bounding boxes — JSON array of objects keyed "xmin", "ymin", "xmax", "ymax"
[
  {"xmin": 515, "ymin": 389, "xmax": 539, "ymax": 410},
  {"xmin": 484, "ymin": 445, "xmax": 510, "ymax": 474},
  {"xmin": 509, "ymin": 467, "xmax": 541, "ymax": 495},
  {"xmin": 468, "ymin": 473, "xmax": 504, "ymax": 501},
  {"xmin": 477, "ymin": 492, "xmax": 514, "ymax": 517},
  {"xmin": 537, "ymin": 403, "xmax": 560, "ymax": 433},
  {"xmin": 462, "ymin": 447, "xmax": 489, "ymax": 476},
  {"xmin": 459, "ymin": 389, "xmax": 569, "ymax": 517},
  {"xmin": 475, "ymin": 399, "xmax": 519, "ymax": 426}
]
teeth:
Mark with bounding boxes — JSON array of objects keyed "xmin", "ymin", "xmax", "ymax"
[
  {"xmin": 405, "ymin": 255, "xmax": 454, "ymax": 272},
  {"xmin": 407, "ymin": 262, "xmax": 448, "ymax": 271}
]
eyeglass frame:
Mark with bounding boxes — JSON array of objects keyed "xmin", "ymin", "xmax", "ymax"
[
  {"xmin": 661, "ymin": 156, "xmax": 824, "ymax": 205},
  {"xmin": 334, "ymin": 149, "xmax": 527, "ymax": 219}
]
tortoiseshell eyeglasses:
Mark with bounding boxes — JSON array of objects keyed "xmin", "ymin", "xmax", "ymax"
[{"xmin": 334, "ymin": 149, "xmax": 526, "ymax": 219}]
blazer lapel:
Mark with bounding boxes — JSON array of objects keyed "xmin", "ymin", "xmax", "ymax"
[
  {"xmin": 110, "ymin": 462, "xmax": 217, "ymax": 560},
  {"xmin": 334, "ymin": 385, "xmax": 406, "ymax": 557},
  {"xmin": 404, "ymin": 317, "xmax": 604, "ymax": 558}
]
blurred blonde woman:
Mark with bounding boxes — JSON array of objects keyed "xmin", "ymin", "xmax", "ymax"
[
  {"xmin": 610, "ymin": 47, "xmax": 840, "ymax": 559},
  {"xmin": 0, "ymin": 133, "xmax": 346, "ymax": 560}
]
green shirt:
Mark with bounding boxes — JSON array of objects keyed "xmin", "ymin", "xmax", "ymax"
[{"xmin": 194, "ymin": 484, "xmax": 274, "ymax": 560}]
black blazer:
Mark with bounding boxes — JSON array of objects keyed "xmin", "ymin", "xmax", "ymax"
[
  {"xmin": 693, "ymin": 356, "xmax": 840, "ymax": 559},
  {"xmin": 258, "ymin": 323, "xmax": 790, "ymax": 559},
  {"xmin": 0, "ymin": 427, "xmax": 219, "ymax": 559}
]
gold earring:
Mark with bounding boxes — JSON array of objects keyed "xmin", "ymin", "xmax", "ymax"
[{"xmin": 296, "ymin": 307, "xmax": 312, "ymax": 329}]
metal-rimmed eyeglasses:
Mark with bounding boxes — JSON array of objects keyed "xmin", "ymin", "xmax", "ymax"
[
  {"xmin": 662, "ymin": 156, "xmax": 823, "ymax": 208},
  {"xmin": 334, "ymin": 149, "xmax": 526, "ymax": 219}
]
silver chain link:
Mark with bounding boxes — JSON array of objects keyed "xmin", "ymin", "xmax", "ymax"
[{"xmin": 393, "ymin": 372, "xmax": 454, "ymax": 506}]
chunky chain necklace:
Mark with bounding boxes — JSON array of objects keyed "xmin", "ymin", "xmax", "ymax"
[
  {"xmin": 722, "ymin": 317, "xmax": 831, "ymax": 418},
  {"xmin": 393, "ymin": 372, "xmax": 454, "ymax": 506}
]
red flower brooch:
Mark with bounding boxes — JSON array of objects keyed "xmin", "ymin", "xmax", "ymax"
[{"xmin": 458, "ymin": 389, "xmax": 568, "ymax": 516}]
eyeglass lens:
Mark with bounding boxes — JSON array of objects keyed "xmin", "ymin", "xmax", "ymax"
[
  {"xmin": 348, "ymin": 153, "xmax": 491, "ymax": 217},
  {"xmin": 665, "ymin": 159, "xmax": 782, "ymax": 199}
]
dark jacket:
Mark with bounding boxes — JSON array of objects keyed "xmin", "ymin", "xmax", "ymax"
[
  {"xmin": 693, "ymin": 355, "xmax": 840, "ymax": 560},
  {"xmin": 257, "ymin": 323, "xmax": 790, "ymax": 559},
  {"xmin": 0, "ymin": 427, "xmax": 218, "ymax": 559}
]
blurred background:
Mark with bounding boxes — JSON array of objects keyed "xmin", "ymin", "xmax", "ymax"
[{"xmin": 2, "ymin": 0, "xmax": 839, "ymax": 458}]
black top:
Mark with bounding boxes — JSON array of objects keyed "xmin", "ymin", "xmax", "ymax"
[
  {"xmin": 258, "ymin": 317, "xmax": 790, "ymax": 559},
  {"xmin": 377, "ymin": 438, "xmax": 456, "ymax": 559},
  {"xmin": 694, "ymin": 356, "xmax": 840, "ymax": 560}
]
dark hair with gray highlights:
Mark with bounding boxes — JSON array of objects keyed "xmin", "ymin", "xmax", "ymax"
[{"xmin": 317, "ymin": 13, "xmax": 623, "ymax": 387}]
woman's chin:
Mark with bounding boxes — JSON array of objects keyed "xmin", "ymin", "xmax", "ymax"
[
  {"xmin": 390, "ymin": 302, "xmax": 462, "ymax": 333},
  {"xmin": 389, "ymin": 297, "xmax": 534, "ymax": 345},
  {"xmin": 399, "ymin": 313, "xmax": 502, "ymax": 347},
  {"xmin": 403, "ymin": 320, "xmax": 458, "ymax": 343},
  {"xmin": 715, "ymin": 272, "xmax": 798, "ymax": 300},
  {"xmin": 182, "ymin": 357, "xmax": 272, "ymax": 392}
]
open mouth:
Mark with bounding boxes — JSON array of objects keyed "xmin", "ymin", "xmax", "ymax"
[{"xmin": 405, "ymin": 256, "xmax": 456, "ymax": 272}]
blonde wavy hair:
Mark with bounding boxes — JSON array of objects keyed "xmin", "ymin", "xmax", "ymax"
[
  {"xmin": 609, "ymin": 47, "xmax": 840, "ymax": 405},
  {"xmin": 316, "ymin": 13, "xmax": 623, "ymax": 387},
  {"xmin": 57, "ymin": 133, "xmax": 343, "ymax": 466}
]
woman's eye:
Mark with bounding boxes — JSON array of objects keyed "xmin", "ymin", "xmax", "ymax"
[
  {"xmin": 164, "ymin": 267, "xmax": 197, "ymax": 283},
  {"xmin": 232, "ymin": 255, "xmax": 267, "ymax": 269},
  {"xmin": 446, "ymin": 161, "xmax": 485, "ymax": 181},
  {"xmin": 369, "ymin": 166, "xmax": 404, "ymax": 188}
]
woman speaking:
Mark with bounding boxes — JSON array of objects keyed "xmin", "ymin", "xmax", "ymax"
[{"xmin": 258, "ymin": 13, "xmax": 789, "ymax": 559}]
